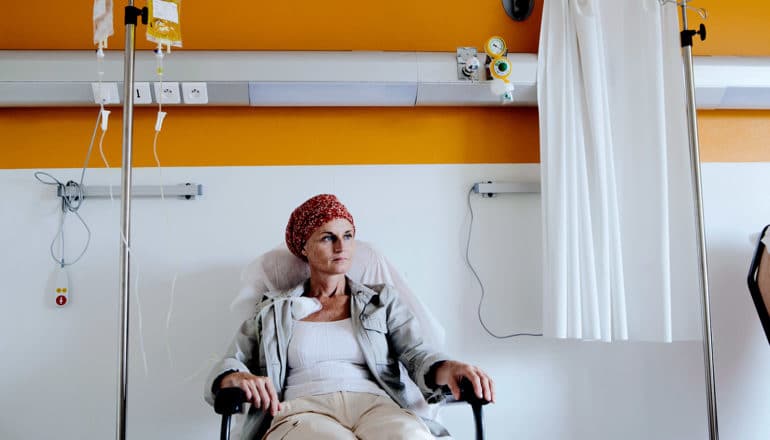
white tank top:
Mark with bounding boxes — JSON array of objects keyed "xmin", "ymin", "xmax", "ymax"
[{"xmin": 284, "ymin": 318, "xmax": 388, "ymax": 401}]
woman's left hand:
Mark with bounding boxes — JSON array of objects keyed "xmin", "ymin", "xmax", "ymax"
[{"xmin": 434, "ymin": 360, "xmax": 495, "ymax": 403}]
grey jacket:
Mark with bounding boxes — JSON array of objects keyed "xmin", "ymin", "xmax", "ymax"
[{"xmin": 204, "ymin": 278, "xmax": 451, "ymax": 439}]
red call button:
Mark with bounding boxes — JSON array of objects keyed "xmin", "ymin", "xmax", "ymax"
[{"xmin": 56, "ymin": 295, "xmax": 68, "ymax": 306}]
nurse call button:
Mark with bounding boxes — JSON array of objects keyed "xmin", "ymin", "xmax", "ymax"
[{"xmin": 56, "ymin": 295, "xmax": 67, "ymax": 306}]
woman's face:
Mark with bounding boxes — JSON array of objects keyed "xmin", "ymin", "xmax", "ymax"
[{"xmin": 302, "ymin": 218, "xmax": 356, "ymax": 276}]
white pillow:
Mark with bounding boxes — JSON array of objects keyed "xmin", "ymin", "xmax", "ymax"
[{"xmin": 230, "ymin": 240, "xmax": 445, "ymax": 349}]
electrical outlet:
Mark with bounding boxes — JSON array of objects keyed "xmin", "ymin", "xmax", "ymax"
[
  {"xmin": 153, "ymin": 81, "xmax": 181, "ymax": 104},
  {"xmin": 91, "ymin": 82, "xmax": 120, "ymax": 105},
  {"xmin": 133, "ymin": 82, "xmax": 152, "ymax": 104},
  {"xmin": 182, "ymin": 82, "xmax": 208, "ymax": 104}
]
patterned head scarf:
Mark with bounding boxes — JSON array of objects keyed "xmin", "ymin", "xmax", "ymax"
[{"xmin": 285, "ymin": 194, "xmax": 355, "ymax": 260}]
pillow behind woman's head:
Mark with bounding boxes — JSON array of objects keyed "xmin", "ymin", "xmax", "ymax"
[{"xmin": 231, "ymin": 240, "xmax": 445, "ymax": 349}]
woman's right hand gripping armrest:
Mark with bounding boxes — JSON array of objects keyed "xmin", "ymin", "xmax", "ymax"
[{"xmin": 220, "ymin": 371, "xmax": 282, "ymax": 417}]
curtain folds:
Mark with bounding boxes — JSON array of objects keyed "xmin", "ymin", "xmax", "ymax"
[{"xmin": 538, "ymin": 0, "xmax": 701, "ymax": 342}]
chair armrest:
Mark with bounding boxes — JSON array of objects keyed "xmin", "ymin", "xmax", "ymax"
[
  {"xmin": 442, "ymin": 377, "xmax": 491, "ymax": 406},
  {"xmin": 214, "ymin": 387, "xmax": 248, "ymax": 416},
  {"xmin": 748, "ymin": 224, "xmax": 770, "ymax": 345},
  {"xmin": 442, "ymin": 377, "xmax": 489, "ymax": 440}
]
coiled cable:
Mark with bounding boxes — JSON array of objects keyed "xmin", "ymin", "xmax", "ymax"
[{"xmin": 33, "ymin": 110, "xmax": 102, "ymax": 267}]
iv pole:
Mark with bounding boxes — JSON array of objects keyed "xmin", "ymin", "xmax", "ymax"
[
  {"xmin": 117, "ymin": 3, "xmax": 146, "ymax": 440},
  {"xmin": 678, "ymin": 2, "xmax": 719, "ymax": 439}
]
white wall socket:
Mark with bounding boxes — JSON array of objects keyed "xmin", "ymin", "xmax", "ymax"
[
  {"xmin": 91, "ymin": 82, "xmax": 120, "ymax": 105},
  {"xmin": 133, "ymin": 82, "xmax": 152, "ymax": 104},
  {"xmin": 153, "ymin": 81, "xmax": 181, "ymax": 104},
  {"xmin": 182, "ymin": 82, "xmax": 209, "ymax": 104}
]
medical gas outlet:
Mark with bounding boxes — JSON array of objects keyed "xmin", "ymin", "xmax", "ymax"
[
  {"xmin": 457, "ymin": 37, "xmax": 514, "ymax": 102},
  {"xmin": 484, "ymin": 36, "xmax": 514, "ymax": 103}
]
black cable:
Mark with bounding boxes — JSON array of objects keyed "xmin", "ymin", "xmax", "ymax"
[{"xmin": 465, "ymin": 186, "xmax": 542, "ymax": 339}]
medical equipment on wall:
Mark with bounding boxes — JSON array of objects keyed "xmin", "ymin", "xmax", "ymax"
[
  {"xmin": 53, "ymin": 266, "xmax": 71, "ymax": 307},
  {"xmin": 147, "ymin": 0, "xmax": 183, "ymax": 51},
  {"xmin": 455, "ymin": 36, "xmax": 515, "ymax": 103},
  {"xmin": 93, "ymin": 0, "xmax": 114, "ymax": 48},
  {"xmin": 485, "ymin": 36, "xmax": 507, "ymax": 58},
  {"xmin": 457, "ymin": 47, "xmax": 483, "ymax": 82},
  {"xmin": 35, "ymin": 167, "xmax": 94, "ymax": 310},
  {"xmin": 484, "ymin": 36, "xmax": 514, "ymax": 103},
  {"xmin": 34, "ymin": 171, "xmax": 94, "ymax": 306}
]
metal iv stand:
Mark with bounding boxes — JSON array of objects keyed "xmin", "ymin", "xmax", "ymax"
[
  {"xmin": 677, "ymin": 2, "xmax": 718, "ymax": 440},
  {"xmin": 117, "ymin": 3, "xmax": 147, "ymax": 440}
]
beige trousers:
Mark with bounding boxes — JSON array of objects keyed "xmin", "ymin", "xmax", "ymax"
[{"xmin": 262, "ymin": 392, "xmax": 434, "ymax": 440}]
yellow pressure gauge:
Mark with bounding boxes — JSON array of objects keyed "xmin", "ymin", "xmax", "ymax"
[
  {"xmin": 485, "ymin": 36, "xmax": 507, "ymax": 58},
  {"xmin": 490, "ymin": 58, "xmax": 512, "ymax": 81}
]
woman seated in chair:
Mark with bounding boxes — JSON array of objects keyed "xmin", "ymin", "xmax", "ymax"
[{"xmin": 206, "ymin": 194, "xmax": 495, "ymax": 439}]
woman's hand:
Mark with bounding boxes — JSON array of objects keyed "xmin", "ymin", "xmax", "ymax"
[
  {"xmin": 434, "ymin": 360, "xmax": 495, "ymax": 403},
  {"xmin": 220, "ymin": 372, "xmax": 282, "ymax": 416}
]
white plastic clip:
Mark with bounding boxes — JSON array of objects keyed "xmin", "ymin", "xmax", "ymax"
[
  {"xmin": 101, "ymin": 109, "xmax": 111, "ymax": 131},
  {"xmin": 155, "ymin": 111, "xmax": 167, "ymax": 132}
]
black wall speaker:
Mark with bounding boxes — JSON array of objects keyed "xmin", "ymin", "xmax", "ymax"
[{"xmin": 502, "ymin": 0, "xmax": 535, "ymax": 22}]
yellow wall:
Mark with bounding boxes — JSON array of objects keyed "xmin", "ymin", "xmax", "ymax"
[
  {"xmin": 1, "ymin": 0, "xmax": 769, "ymax": 168},
  {"xmin": 1, "ymin": 107, "xmax": 539, "ymax": 168},
  {"xmin": 2, "ymin": 1, "xmax": 542, "ymax": 52}
]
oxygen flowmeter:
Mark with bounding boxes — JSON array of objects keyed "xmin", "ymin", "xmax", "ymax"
[{"xmin": 484, "ymin": 36, "xmax": 514, "ymax": 103}]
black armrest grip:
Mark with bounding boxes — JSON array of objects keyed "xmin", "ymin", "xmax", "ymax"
[
  {"xmin": 214, "ymin": 387, "xmax": 248, "ymax": 415},
  {"xmin": 458, "ymin": 377, "xmax": 491, "ymax": 406}
]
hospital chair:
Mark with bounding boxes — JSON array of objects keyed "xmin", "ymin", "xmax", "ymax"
[
  {"xmin": 747, "ymin": 225, "xmax": 770, "ymax": 345},
  {"xmin": 212, "ymin": 241, "xmax": 489, "ymax": 440}
]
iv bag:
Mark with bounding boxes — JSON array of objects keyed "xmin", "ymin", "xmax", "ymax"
[
  {"xmin": 147, "ymin": 0, "xmax": 183, "ymax": 48},
  {"xmin": 93, "ymin": 0, "xmax": 114, "ymax": 46}
]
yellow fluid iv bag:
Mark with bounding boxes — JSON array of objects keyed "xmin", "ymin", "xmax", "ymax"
[{"xmin": 147, "ymin": 0, "xmax": 183, "ymax": 49}]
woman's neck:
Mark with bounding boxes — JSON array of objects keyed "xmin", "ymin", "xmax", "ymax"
[{"xmin": 306, "ymin": 273, "xmax": 347, "ymax": 298}]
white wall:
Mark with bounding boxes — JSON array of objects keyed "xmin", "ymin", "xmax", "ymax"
[{"xmin": 0, "ymin": 162, "xmax": 767, "ymax": 440}]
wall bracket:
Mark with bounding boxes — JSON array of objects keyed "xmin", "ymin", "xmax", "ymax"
[{"xmin": 57, "ymin": 183, "xmax": 203, "ymax": 200}]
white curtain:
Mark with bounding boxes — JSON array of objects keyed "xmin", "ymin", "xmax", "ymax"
[{"xmin": 538, "ymin": 0, "xmax": 701, "ymax": 342}]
